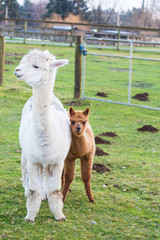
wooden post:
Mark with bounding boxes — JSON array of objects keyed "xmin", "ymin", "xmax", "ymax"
[
  {"xmin": 74, "ymin": 36, "xmax": 82, "ymax": 99},
  {"xmin": 70, "ymin": 23, "xmax": 73, "ymax": 47},
  {"xmin": 117, "ymin": 26, "xmax": 120, "ymax": 51},
  {"xmin": 0, "ymin": 36, "xmax": 4, "ymax": 86},
  {"xmin": 24, "ymin": 20, "xmax": 27, "ymax": 44}
]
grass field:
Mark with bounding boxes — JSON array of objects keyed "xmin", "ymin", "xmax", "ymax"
[
  {"xmin": 84, "ymin": 45, "xmax": 160, "ymax": 109},
  {"xmin": 0, "ymin": 43, "xmax": 160, "ymax": 240}
]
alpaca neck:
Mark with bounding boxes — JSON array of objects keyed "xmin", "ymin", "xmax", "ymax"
[
  {"xmin": 32, "ymin": 74, "xmax": 55, "ymax": 128},
  {"xmin": 33, "ymin": 84, "xmax": 53, "ymax": 109},
  {"xmin": 33, "ymin": 72, "xmax": 55, "ymax": 109}
]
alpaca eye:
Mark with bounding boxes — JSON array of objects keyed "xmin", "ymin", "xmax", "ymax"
[
  {"xmin": 71, "ymin": 121, "xmax": 75, "ymax": 125},
  {"xmin": 82, "ymin": 121, "xmax": 86, "ymax": 125},
  {"xmin": 33, "ymin": 65, "xmax": 39, "ymax": 69}
]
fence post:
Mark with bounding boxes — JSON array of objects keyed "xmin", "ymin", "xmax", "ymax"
[
  {"xmin": 0, "ymin": 36, "xmax": 4, "ymax": 86},
  {"xmin": 74, "ymin": 36, "xmax": 82, "ymax": 99},
  {"xmin": 128, "ymin": 41, "xmax": 133, "ymax": 104},
  {"xmin": 117, "ymin": 26, "xmax": 120, "ymax": 51},
  {"xmin": 70, "ymin": 23, "xmax": 73, "ymax": 47},
  {"xmin": 24, "ymin": 20, "xmax": 27, "ymax": 44}
]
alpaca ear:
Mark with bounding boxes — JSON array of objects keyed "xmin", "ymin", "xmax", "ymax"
[
  {"xmin": 50, "ymin": 59, "xmax": 69, "ymax": 69},
  {"xmin": 69, "ymin": 107, "xmax": 75, "ymax": 116},
  {"xmin": 83, "ymin": 108, "xmax": 89, "ymax": 116}
]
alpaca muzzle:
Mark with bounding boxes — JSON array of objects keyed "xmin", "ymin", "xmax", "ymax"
[{"xmin": 76, "ymin": 124, "xmax": 81, "ymax": 133}]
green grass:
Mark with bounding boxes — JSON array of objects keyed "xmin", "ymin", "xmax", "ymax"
[
  {"xmin": 0, "ymin": 43, "xmax": 160, "ymax": 240},
  {"xmin": 84, "ymin": 46, "xmax": 160, "ymax": 109}
]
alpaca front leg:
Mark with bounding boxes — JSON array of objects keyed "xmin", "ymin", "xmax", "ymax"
[
  {"xmin": 46, "ymin": 164, "xmax": 65, "ymax": 221},
  {"xmin": 21, "ymin": 153, "xmax": 28, "ymax": 196},
  {"xmin": 25, "ymin": 162, "xmax": 43, "ymax": 222},
  {"xmin": 42, "ymin": 168, "xmax": 47, "ymax": 200},
  {"xmin": 62, "ymin": 158, "xmax": 75, "ymax": 202},
  {"xmin": 81, "ymin": 156, "xmax": 94, "ymax": 202}
]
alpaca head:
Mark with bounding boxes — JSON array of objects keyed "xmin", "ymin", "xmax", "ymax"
[
  {"xmin": 69, "ymin": 107, "xmax": 90, "ymax": 136},
  {"xmin": 14, "ymin": 49, "xmax": 68, "ymax": 87}
]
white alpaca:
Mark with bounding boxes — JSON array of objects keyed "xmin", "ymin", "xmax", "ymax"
[{"xmin": 14, "ymin": 49, "xmax": 71, "ymax": 222}]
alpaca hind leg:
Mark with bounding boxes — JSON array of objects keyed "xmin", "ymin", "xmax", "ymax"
[
  {"xmin": 81, "ymin": 156, "xmax": 94, "ymax": 202},
  {"xmin": 25, "ymin": 162, "xmax": 43, "ymax": 222},
  {"xmin": 46, "ymin": 164, "xmax": 65, "ymax": 221},
  {"xmin": 62, "ymin": 158, "xmax": 75, "ymax": 202}
]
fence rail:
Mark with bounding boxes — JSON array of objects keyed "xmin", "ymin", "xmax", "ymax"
[
  {"xmin": 82, "ymin": 37, "xmax": 160, "ymax": 110},
  {"xmin": 1, "ymin": 18, "xmax": 160, "ymax": 44}
]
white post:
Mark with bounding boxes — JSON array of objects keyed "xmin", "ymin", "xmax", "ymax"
[
  {"xmin": 5, "ymin": 5, "xmax": 8, "ymax": 18},
  {"xmin": 82, "ymin": 43, "xmax": 86, "ymax": 100},
  {"xmin": 128, "ymin": 41, "xmax": 133, "ymax": 104}
]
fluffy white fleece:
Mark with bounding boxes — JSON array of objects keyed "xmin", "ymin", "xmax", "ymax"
[{"xmin": 15, "ymin": 49, "xmax": 71, "ymax": 222}]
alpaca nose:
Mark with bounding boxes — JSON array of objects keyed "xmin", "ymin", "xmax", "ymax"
[
  {"xmin": 15, "ymin": 68, "xmax": 21, "ymax": 72},
  {"xmin": 14, "ymin": 67, "xmax": 21, "ymax": 76},
  {"xmin": 76, "ymin": 125, "xmax": 81, "ymax": 132}
]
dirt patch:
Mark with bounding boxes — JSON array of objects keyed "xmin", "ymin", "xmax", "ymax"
[
  {"xmin": 65, "ymin": 100, "xmax": 83, "ymax": 106},
  {"xmin": 9, "ymin": 88, "xmax": 16, "ymax": 91},
  {"xmin": 132, "ymin": 92, "xmax": 149, "ymax": 101},
  {"xmin": 5, "ymin": 60, "xmax": 14, "ymax": 65},
  {"xmin": 110, "ymin": 68, "xmax": 129, "ymax": 72},
  {"xmin": 95, "ymin": 147, "xmax": 109, "ymax": 156},
  {"xmin": 56, "ymin": 54, "xmax": 64, "ymax": 56},
  {"xmin": 133, "ymin": 81, "xmax": 153, "ymax": 89},
  {"xmin": 15, "ymin": 57, "xmax": 21, "ymax": 60},
  {"xmin": 5, "ymin": 53, "xmax": 24, "ymax": 56},
  {"xmin": 113, "ymin": 184, "xmax": 120, "ymax": 188},
  {"xmin": 96, "ymin": 92, "xmax": 107, "ymax": 97},
  {"xmin": 95, "ymin": 136, "xmax": 111, "ymax": 144},
  {"xmin": 4, "ymin": 69, "xmax": 9, "ymax": 71},
  {"xmin": 100, "ymin": 132, "xmax": 118, "ymax": 137},
  {"xmin": 92, "ymin": 163, "xmax": 111, "ymax": 173},
  {"xmin": 137, "ymin": 125, "xmax": 158, "ymax": 133}
]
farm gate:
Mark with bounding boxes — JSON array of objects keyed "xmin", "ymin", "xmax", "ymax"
[{"xmin": 81, "ymin": 38, "xmax": 160, "ymax": 111}]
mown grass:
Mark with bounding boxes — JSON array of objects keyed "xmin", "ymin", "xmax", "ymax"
[{"xmin": 0, "ymin": 43, "xmax": 160, "ymax": 240}]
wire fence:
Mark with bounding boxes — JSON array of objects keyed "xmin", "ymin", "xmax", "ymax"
[{"xmin": 82, "ymin": 38, "xmax": 160, "ymax": 110}]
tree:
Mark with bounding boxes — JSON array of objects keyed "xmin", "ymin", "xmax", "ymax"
[
  {"xmin": 43, "ymin": 0, "xmax": 72, "ymax": 19},
  {"xmin": 71, "ymin": 0, "xmax": 89, "ymax": 20},
  {"xmin": 0, "ymin": 0, "xmax": 19, "ymax": 18},
  {"xmin": 18, "ymin": 0, "xmax": 33, "ymax": 19},
  {"xmin": 43, "ymin": 0, "xmax": 90, "ymax": 20},
  {"xmin": 18, "ymin": 0, "xmax": 48, "ymax": 20},
  {"xmin": 87, "ymin": 0, "xmax": 117, "ymax": 24}
]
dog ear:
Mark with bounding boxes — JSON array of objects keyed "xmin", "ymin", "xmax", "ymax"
[
  {"xmin": 69, "ymin": 107, "xmax": 75, "ymax": 116},
  {"xmin": 83, "ymin": 107, "xmax": 89, "ymax": 116}
]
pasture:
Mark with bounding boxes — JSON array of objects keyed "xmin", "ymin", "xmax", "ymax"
[
  {"xmin": 0, "ymin": 43, "xmax": 160, "ymax": 239},
  {"xmin": 83, "ymin": 43, "xmax": 160, "ymax": 109}
]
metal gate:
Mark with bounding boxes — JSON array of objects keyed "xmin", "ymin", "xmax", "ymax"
[{"xmin": 81, "ymin": 37, "xmax": 160, "ymax": 110}]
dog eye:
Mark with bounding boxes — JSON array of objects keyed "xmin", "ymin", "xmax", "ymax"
[
  {"xmin": 82, "ymin": 121, "xmax": 86, "ymax": 125},
  {"xmin": 71, "ymin": 121, "xmax": 75, "ymax": 125},
  {"xmin": 33, "ymin": 65, "xmax": 39, "ymax": 69}
]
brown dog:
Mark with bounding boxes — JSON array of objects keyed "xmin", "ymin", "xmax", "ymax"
[{"xmin": 62, "ymin": 107, "xmax": 95, "ymax": 202}]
